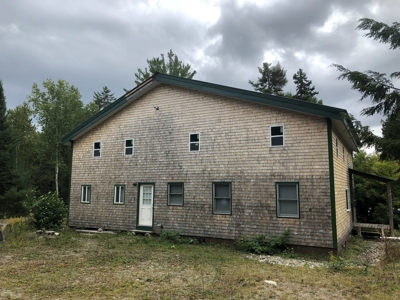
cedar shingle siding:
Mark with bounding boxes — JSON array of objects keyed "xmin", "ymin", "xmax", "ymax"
[{"xmin": 66, "ymin": 75, "xmax": 356, "ymax": 251}]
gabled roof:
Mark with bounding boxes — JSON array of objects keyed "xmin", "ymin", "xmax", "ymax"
[{"xmin": 62, "ymin": 73, "xmax": 358, "ymax": 151}]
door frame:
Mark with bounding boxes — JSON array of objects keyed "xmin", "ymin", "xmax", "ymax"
[{"xmin": 136, "ymin": 182, "xmax": 155, "ymax": 231}]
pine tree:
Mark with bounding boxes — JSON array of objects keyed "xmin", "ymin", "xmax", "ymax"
[
  {"xmin": 332, "ymin": 18, "xmax": 400, "ymax": 161},
  {"xmin": 93, "ymin": 86, "xmax": 116, "ymax": 111},
  {"xmin": 134, "ymin": 49, "xmax": 196, "ymax": 85},
  {"xmin": 293, "ymin": 68, "xmax": 319, "ymax": 101},
  {"xmin": 249, "ymin": 62, "xmax": 288, "ymax": 96},
  {"xmin": 0, "ymin": 80, "xmax": 16, "ymax": 216}
]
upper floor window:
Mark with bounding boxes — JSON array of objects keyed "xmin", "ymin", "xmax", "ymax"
[
  {"xmin": 270, "ymin": 126, "xmax": 284, "ymax": 147},
  {"xmin": 189, "ymin": 133, "xmax": 200, "ymax": 151},
  {"xmin": 93, "ymin": 142, "xmax": 101, "ymax": 157},
  {"xmin": 125, "ymin": 139, "xmax": 134, "ymax": 156}
]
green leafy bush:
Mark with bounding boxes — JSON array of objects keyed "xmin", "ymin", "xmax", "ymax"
[
  {"xmin": 236, "ymin": 230, "xmax": 290, "ymax": 255},
  {"xmin": 31, "ymin": 192, "xmax": 67, "ymax": 230},
  {"xmin": 160, "ymin": 230, "xmax": 198, "ymax": 244}
]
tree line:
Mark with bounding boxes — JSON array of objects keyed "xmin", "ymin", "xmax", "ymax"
[{"xmin": 1, "ymin": 18, "xmax": 399, "ymax": 224}]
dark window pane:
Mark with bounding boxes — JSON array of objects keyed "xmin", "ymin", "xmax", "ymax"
[
  {"xmin": 94, "ymin": 150, "xmax": 100, "ymax": 157},
  {"xmin": 271, "ymin": 136, "xmax": 283, "ymax": 146},
  {"xmin": 190, "ymin": 134, "xmax": 199, "ymax": 142},
  {"xmin": 115, "ymin": 187, "xmax": 120, "ymax": 202},
  {"xmin": 271, "ymin": 126, "xmax": 283, "ymax": 136},
  {"xmin": 94, "ymin": 142, "xmax": 101, "ymax": 149},
  {"xmin": 125, "ymin": 148, "xmax": 133, "ymax": 155},
  {"xmin": 125, "ymin": 140, "xmax": 133, "ymax": 147},
  {"xmin": 120, "ymin": 187, "xmax": 125, "ymax": 203},
  {"xmin": 190, "ymin": 143, "xmax": 199, "ymax": 151},
  {"xmin": 87, "ymin": 187, "xmax": 91, "ymax": 202},
  {"xmin": 169, "ymin": 195, "xmax": 183, "ymax": 205},
  {"xmin": 215, "ymin": 198, "xmax": 231, "ymax": 212},
  {"xmin": 279, "ymin": 200, "xmax": 298, "ymax": 215},
  {"xmin": 279, "ymin": 185, "xmax": 297, "ymax": 199},
  {"xmin": 215, "ymin": 184, "xmax": 230, "ymax": 197},
  {"xmin": 170, "ymin": 184, "xmax": 183, "ymax": 194}
]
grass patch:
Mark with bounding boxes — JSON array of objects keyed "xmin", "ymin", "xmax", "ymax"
[{"xmin": 0, "ymin": 223, "xmax": 399, "ymax": 299}]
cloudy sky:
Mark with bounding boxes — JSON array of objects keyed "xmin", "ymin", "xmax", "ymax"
[{"xmin": 1, "ymin": 0, "xmax": 399, "ymax": 135}]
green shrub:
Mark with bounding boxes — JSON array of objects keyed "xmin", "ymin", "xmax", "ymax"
[
  {"xmin": 236, "ymin": 230, "xmax": 289, "ymax": 255},
  {"xmin": 160, "ymin": 230, "xmax": 183, "ymax": 243},
  {"xmin": 31, "ymin": 192, "xmax": 67, "ymax": 230}
]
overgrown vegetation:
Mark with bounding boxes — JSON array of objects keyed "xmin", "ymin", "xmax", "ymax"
[
  {"xmin": 1, "ymin": 222, "xmax": 399, "ymax": 299},
  {"xmin": 235, "ymin": 230, "xmax": 289, "ymax": 255},
  {"xmin": 30, "ymin": 192, "xmax": 67, "ymax": 230}
]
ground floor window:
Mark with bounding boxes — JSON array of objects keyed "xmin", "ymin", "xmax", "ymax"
[
  {"xmin": 114, "ymin": 185, "xmax": 125, "ymax": 204},
  {"xmin": 276, "ymin": 182, "xmax": 299, "ymax": 218},
  {"xmin": 213, "ymin": 182, "xmax": 232, "ymax": 214},
  {"xmin": 168, "ymin": 183, "xmax": 184, "ymax": 206},
  {"xmin": 81, "ymin": 185, "xmax": 91, "ymax": 203}
]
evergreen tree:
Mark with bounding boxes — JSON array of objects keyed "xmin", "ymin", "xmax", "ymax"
[
  {"xmin": 249, "ymin": 62, "xmax": 288, "ymax": 96},
  {"xmin": 0, "ymin": 80, "xmax": 13, "ymax": 195},
  {"xmin": 293, "ymin": 68, "xmax": 319, "ymax": 101},
  {"xmin": 93, "ymin": 86, "xmax": 116, "ymax": 111},
  {"xmin": 332, "ymin": 18, "xmax": 400, "ymax": 161},
  {"xmin": 134, "ymin": 49, "xmax": 196, "ymax": 85}
]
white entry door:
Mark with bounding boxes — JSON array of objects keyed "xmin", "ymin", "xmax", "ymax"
[{"xmin": 138, "ymin": 185, "xmax": 154, "ymax": 227}]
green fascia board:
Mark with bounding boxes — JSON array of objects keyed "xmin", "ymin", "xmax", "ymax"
[
  {"xmin": 62, "ymin": 94, "xmax": 127, "ymax": 144},
  {"xmin": 155, "ymin": 73, "xmax": 346, "ymax": 120},
  {"xmin": 62, "ymin": 72, "xmax": 355, "ymax": 145}
]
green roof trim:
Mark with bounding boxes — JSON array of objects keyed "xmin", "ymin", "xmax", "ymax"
[{"xmin": 62, "ymin": 73, "xmax": 358, "ymax": 148}]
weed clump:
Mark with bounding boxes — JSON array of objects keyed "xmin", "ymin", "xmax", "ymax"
[
  {"xmin": 236, "ymin": 230, "xmax": 289, "ymax": 255},
  {"xmin": 160, "ymin": 230, "xmax": 197, "ymax": 244}
]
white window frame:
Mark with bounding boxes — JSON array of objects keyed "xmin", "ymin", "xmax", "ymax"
[
  {"xmin": 93, "ymin": 141, "xmax": 101, "ymax": 157},
  {"xmin": 346, "ymin": 189, "xmax": 351, "ymax": 212},
  {"xmin": 212, "ymin": 182, "xmax": 232, "ymax": 215},
  {"xmin": 189, "ymin": 133, "xmax": 200, "ymax": 152},
  {"xmin": 276, "ymin": 182, "xmax": 300, "ymax": 218},
  {"xmin": 124, "ymin": 138, "xmax": 134, "ymax": 156},
  {"xmin": 114, "ymin": 185, "xmax": 125, "ymax": 204},
  {"xmin": 81, "ymin": 185, "xmax": 91, "ymax": 203},
  {"xmin": 167, "ymin": 183, "xmax": 184, "ymax": 206},
  {"xmin": 270, "ymin": 125, "xmax": 284, "ymax": 147}
]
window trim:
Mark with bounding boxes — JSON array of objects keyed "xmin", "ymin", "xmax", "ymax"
[
  {"xmin": 124, "ymin": 138, "xmax": 134, "ymax": 156},
  {"xmin": 93, "ymin": 141, "xmax": 102, "ymax": 158},
  {"xmin": 270, "ymin": 125, "xmax": 284, "ymax": 147},
  {"xmin": 167, "ymin": 182, "xmax": 184, "ymax": 206},
  {"xmin": 189, "ymin": 133, "xmax": 200, "ymax": 152},
  {"xmin": 276, "ymin": 182, "xmax": 300, "ymax": 218},
  {"xmin": 114, "ymin": 185, "xmax": 125, "ymax": 205},
  {"xmin": 212, "ymin": 182, "xmax": 232, "ymax": 215},
  {"xmin": 81, "ymin": 185, "xmax": 91, "ymax": 204},
  {"xmin": 346, "ymin": 189, "xmax": 351, "ymax": 212}
]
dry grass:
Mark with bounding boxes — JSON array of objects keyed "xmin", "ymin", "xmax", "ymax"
[{"xmin": 1, "ymin": 221, "xmax": 399, "ymax": 299}]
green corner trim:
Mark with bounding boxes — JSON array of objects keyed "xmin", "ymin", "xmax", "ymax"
[{"xmin": 327, "ymin": 119, "xmax": 338, "ymax": 249}]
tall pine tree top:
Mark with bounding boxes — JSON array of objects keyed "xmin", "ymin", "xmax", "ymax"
[
  {"xmin": 249, "ymin": 62, "xmax": 288, "ymax": 96},
  {"xmin": 93, "ymin": 86, "xmax": 116, "ymax": 111},
  {"xmin": 293, "ymin": 68, "xmax": 319, "ymax": 101}
]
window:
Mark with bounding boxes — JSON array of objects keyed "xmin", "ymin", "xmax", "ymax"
[
  {"xmin": 189, "ymin": 133, "xmax": 200, "ymax": 151},
  {"xmin": 342, "ymin": 145, "xmax": 345, "ymax": 162},
  {"xmin": 213, "ymin": 182, "xmax": 232, "ymax": 214},
  {"xmin": 276, "ymin": 182, "xmax": 299, "ymax": 218},
  {"xmin": 335, "ymin": 138, "xmax": 338, "ymax": 157},
  {"xmin": 114, "ymin": 185, "xmax": 125, "ymax": 204},
  {"xmin": 125, "ymin": 139, "xmax": 134, "ymax": 156},
  {"xmin": 93, "ymin": 142, "xmax": 101, "ymax": 157},
  {"xmin": 81, "ymin": 185, "xmax": 91, "ymax": 203},
  {"xmin": 346, "ymin": 189, "xmax": 351, "ymax": 211},
  {"xmin": 168, "ymin": 183, "xmax": 184, "ymax": 206},
  {"xmin": 270, "ymin": 126, "xmax": 284, "ymax": 146}
]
